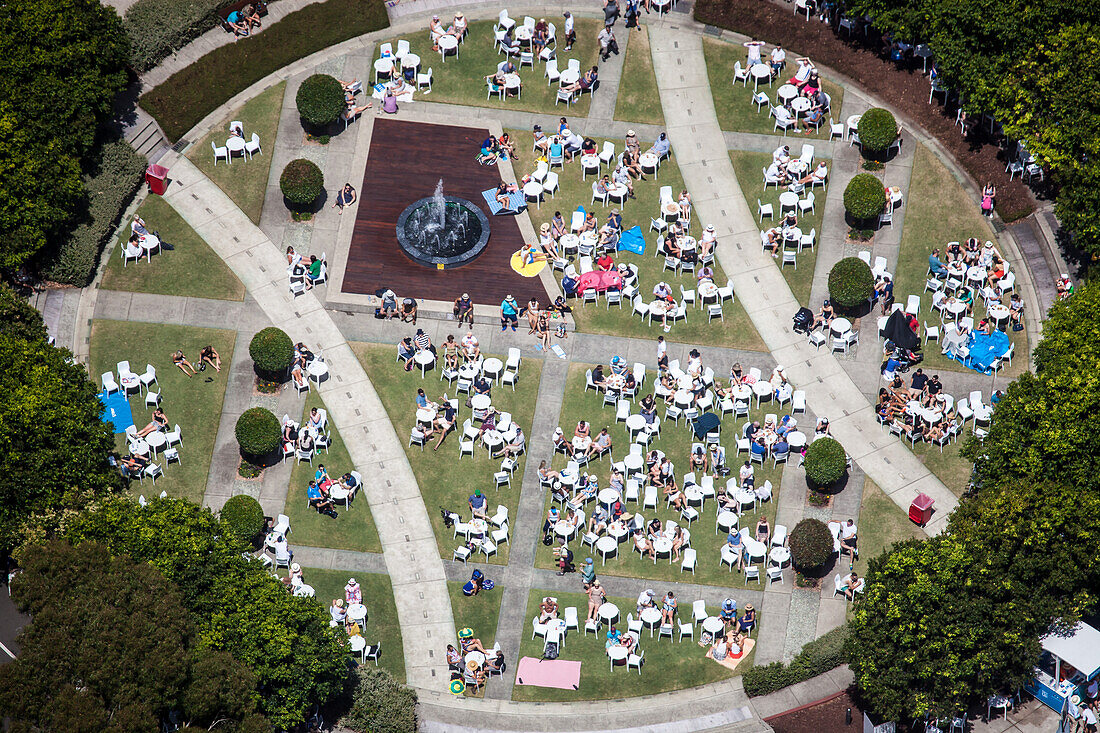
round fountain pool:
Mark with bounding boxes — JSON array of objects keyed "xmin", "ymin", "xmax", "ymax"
[{"xmin": 395, "ymin": 196, "xmax": 490, "ymax": 269}]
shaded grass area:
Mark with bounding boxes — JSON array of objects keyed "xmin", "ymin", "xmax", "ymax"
[
  {"xmin": 186, "ymin": 81, "xmax": 286, "ymax": 224},
  {"xmin": 380, "ymin": 19, "xmax": 600, "ymax": 117},
  {"xmin": 283, "ymin": 392, "xmax": 381, "ymax": 553},
  {"xmin": 448, "ymin": 580, "xmax": 502, "ymax": 649},
  {"xmin": 613, "ymin": 26, "xmax": 664, "ymax": 126},
  {"xmin": 100, "ymin": 196, "xmax": 245, "ymax": 301},
  {"xmin": 142, "ymin": 0, "xmax": 389, "ymax": 141},
  {"xmin": 301, "ymin": 568, "xmax": 406, "ymax": 683},
  {"xmin": 507, "ymin": 128, "xmax": 766, "ymax": 351},
  {"xmin": 896, "ymin": 143, "xmax": 1028, "ymax": 378},
  {"xmin": 89, "ymin": 320, "xmax": 235, "ymax": 504},
  {"xmin": 852, "ymin": 479, "xmax": 924, "ymax": 578},
  {"xmin": 704, "ymin": 38, "xmax": 844, "ymax": 140},
  {"xmin": 352, "ymin": 343, "xmax": 542, "ymax": 564},
  {"xmin": 534, "ymin": 362, "xmax": 785, "ymax": 588},
  {"xmin": 910, "ymin": 428, "xmax": 975, "ymax": 498},
  {"xmin": 511, "ymin": 589, "xmax": 739, "ymax": 701},
  {"xmin": 728, "ymin": 150, "xmax": 826, "ymax": 306}
]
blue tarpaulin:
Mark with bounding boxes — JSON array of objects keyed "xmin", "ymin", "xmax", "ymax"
[
  {"xmin": 481, "ymin": 189, "xmax": 526, "ymax": 215},
  {"xmin": 956, "ymin": 329, "xmax": 1009, "ymax": 374},
  {"xmin": 617, "ymin": 225, "xmax": 646, "ymax": 255},
  {"xmin": 98, "ymin": 390, "xmax": 134, "ymax": 433}
]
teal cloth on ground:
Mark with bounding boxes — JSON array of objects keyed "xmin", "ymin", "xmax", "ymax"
[
  {"xmin": 956, "ymin": 330, "xmax": 1009, "ymax": 373},
  {"xmin": 481, "ymin": 189, "xmax": 526, "ymax": 215},
  {"xmin": 99, "ymin": 390, "xmax": 134, "ymax": 433},
  {"xmin": 617, "ymin": 225, "xmax": 646, "ymax": 255}
]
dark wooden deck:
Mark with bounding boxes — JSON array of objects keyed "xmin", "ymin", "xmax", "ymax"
[{"xmin": 345, "ymin": 118, "xmax": 548, "ymax": 307}]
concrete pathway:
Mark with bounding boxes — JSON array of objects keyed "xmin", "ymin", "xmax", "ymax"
[
  {"xmin": 648, "ymin": 25, "xmax": 957, "ymax": 535},
  {"xmin": 156, "ymin": 154, "xmax": 454, "ymax": 689}
]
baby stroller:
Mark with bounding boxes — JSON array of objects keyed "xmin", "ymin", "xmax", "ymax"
[{"xmin": 792, "ymin": 307, "xmax": 815, "ymax": 335}]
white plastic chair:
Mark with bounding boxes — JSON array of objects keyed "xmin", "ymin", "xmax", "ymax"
[
  {"xmin": 211, "ymin": 140, "xmax": 229, "ymax": 165},
  {"xmin": 245, "ymin": 133, "xmax": 262, "ymax": 159}
]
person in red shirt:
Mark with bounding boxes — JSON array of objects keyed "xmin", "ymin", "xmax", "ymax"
[{"xmin": 596, "ymin": 253, "xmax": 615, "ymax": 271}]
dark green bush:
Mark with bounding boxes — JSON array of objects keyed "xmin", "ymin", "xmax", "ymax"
[
  {"xmin": 789, "ymin": 518, "xmax": 834, "ymax": 572},
  {"xmin": 857, "ymin": 107, "xmax": 898, "ymax": 153},
  {"xmin": 340, "ymin": 667, "xmax": 417, "ymax": 733},
  {"xmin": 234, "ymin": 408, "xmax": 281, "ymax": 459},
  {"xmin": 40, "ymin": 142, "xmax": 147, "ymax": 285},
  {"xmin": 296, "ymin": 74, "xmax": 344, "ymax": 129},
  {"xmin": 248, "ymin": 327, "xmax": 293, "ymax": 379},
  {"xmin": 141, "ymin": 0, "xmax": 390, "ymax": 141},
  {"xmin": 124, "ymin": 0, "xmax": 233, "ymax": 73},
  {"xmin": 804, "ymin": 436, "xmax": 848, "ymax": 486},
  {"xmin": 743, "ymin": 626, "xmax": 850, "ymax": 696},
  {"xmin": 827, "ymin": 257, "xmax": 875, "ymax": 310},
  {"xmin": 280, "ymin": 159, "xmax": 324, "ymax": 208},
  {"xmin": 843, "ymin": 173, "xmax": 887, "ymax": 221},
  {"xmin": 220, "ymin": 494, "xmax": 265, "ymax": 544}
]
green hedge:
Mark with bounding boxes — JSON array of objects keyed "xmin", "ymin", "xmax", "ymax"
[
  {"xmin": 804, "ymin": 436, "xmax": 847, "ymax": 486},
  {"xmin": 789, "ymin": 518, "xmax": 834, "ymax": 572},
  {"xmin": 280, "ymin": 159, "xmax": 324, "ymax": 207},
  {"xmin": 235, "ymin": 407, "xmax": 281, "ymax": 458},
  {"xmin": 248, "ymin": 327, "xmax": 293, "ymax": 378},
  {"xmin": 827, "ymin": 257, "xmax": 875, "ymax": 310},
  {"xmin": 743, "ymin": 626, "xmax": 850, "ymax": 697},
  {"xmin": 857, "ymin": 108, "xmax": 898, "ymax": 153},
  {"xmin": 843, "ymin": 173, "xmax": 887, "ymax": 221},
  {"xmin": 296, "ymin": 74, "xmax": 344, "ymax": 129},
  {"xmin": 40, "ymin": 142, "xmax": 147, "ymax": 286},
  {"xmin": 124, "ymin": 0, "xmax": 233, "ymax": 73},
  {"xmin": 220, "ymin": 494, "xmax": 266, "ymax": 545},
  {"xmin": 141, "ymin": 0, "xmax": 389, "ymax": 142}
]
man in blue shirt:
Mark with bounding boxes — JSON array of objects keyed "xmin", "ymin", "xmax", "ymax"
[
  {"xmin": 468, "ymin": 489, "xmax": 488, "ymax": 519},
  {"xmin": 928, "ymin": 248, "xmax": 948, "ymax": 277},
  {"xmin": 308, "ymin": 482, "xmax": 336, "ymax": 516},
  {"xmin": 500, "ymin": 294, "xmax": 519, "ymax": 331},
  {"xmin": 719, "ymin": 597, "xmax": 738, "ymax": 628}
]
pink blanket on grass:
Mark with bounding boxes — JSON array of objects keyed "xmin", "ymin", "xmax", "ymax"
[{"xmin": 515, "ymin": 656, "xmax": 582, "ymax": 689}]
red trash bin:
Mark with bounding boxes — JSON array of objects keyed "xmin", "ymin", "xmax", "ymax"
[
  {"xmin": 909, "ymin": 492, "xmax": 935, "ymax": 526},
  {"xmin": 145, "ymin": 164, "xmax": 169, "ymax": 195}
]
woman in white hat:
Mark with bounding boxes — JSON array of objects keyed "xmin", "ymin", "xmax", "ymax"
[
  {"xmin": 344, "ymin": 577, "xmax": 362, "ymax": 604},
  {"xmin": 281, "ymin": 562, "xmax": 303, "ymax": 587},
  {"xmin": 330, "ymin": 598, "xmax": 347, "ymax": 626},
  {"xmin": 452, "ymin": 11, "xmax": 467, "ymax": 39},
  {"xmin": 700, "ymin": 224, "xmax": 717, "ymax": 257},
  {"xmin": 624, "ymin": 129, "xmax": 640, "ymax": 157}
]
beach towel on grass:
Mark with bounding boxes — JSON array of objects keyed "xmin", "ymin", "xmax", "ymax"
[
  {"xmin": 515, "ymin": 656, "xmax": 581, "ymax": 689},
  {"xmin": 956, "ymin": 329, "xmax": 1008, "ymax": 374},
  {"xmin": 99, "ymin": 390, "xmax": 134, "ymax": 433},
  {"xmin": 482, "ymin": 189, "xmax": 526, "ymax": 215},
  {"xmin": 705, "ymin": 638, "xmax": 755, "ymax": 671},
  {"xmin": 617, "ymin": 225, "xmax": 646, "ymax": 255}
]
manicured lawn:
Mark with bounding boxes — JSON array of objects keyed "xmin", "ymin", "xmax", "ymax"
[
  {"xmin": 896, "ymin": 143, "xmax": 1028, "ymax": 378},
  {"xmin": 283, "ymin": 392, "xmax": 382, "ymax": 553},
  {"xmin": 613, "ymin": 26, "xmax": 664, "ymax": 126},
  {"xmin": 89, "ymin": 320, "xmax": 235, "ymax": 504},
  {"xmin": 100, "ymin": 196, "xmax": 245, "ymax": 301},
  {"xmin": 729, "ymin": 150, "xmax": 825, "ymax": 306},
  {"xmin": 507, "ymin": 128, "xmax": 766, "ymax": 351},
  {"xmin": 380, "ymin": 19, "xmax": 601, "ymax": 117},
  {"xmin": 852, "ymin": 479, "xmax": 924, "ymax": 578},
  {"xmin": 449, "ymin": 581, "xmax": 502, "ymax": 649},
  {"xmin": 511, "ymin": 589, "xmax": 741, "ymax": 701},
  {"xmin": 187, "ymin": 81, "xmax": 286, "ymax": 224},
  {"xmin": 141, "ymin": 0, "xmax": 390, "ymax": 142},
  {"xmin": 352, "ymin": 343, "xmax": 543, "ymax": 564},
  {"xmin": 910, "ymin": 426, "xmax": 975, "ymax": 498},
  {"xmin": 534, "ymin": 363, "xmax": 786, "ymax": 587},
  {"xmin": 704, "ymin": 38, "xmax": 844, "ymax": 140},
  {"xmin": 300, "ymin": 568, "xmax": 406, "ymax": 683}
]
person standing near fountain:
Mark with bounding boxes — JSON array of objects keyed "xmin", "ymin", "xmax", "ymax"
[
  {"xmin": 453, "ymin": 293, "xmax": 474, "ymax": 326},
  {"xmin": 500, "ymin": 295, "xmax": 519, "ymax": 332}
]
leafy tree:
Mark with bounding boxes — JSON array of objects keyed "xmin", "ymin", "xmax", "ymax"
[
  {"xmin": 0, "ymin": 335, "xmax": 118, "ymax": 553},
  {"xmin": 296, "ymin": 74, "xmax": 345, "ymax": 128},
  {"xmin": 0, "ymin": 540, "xmax": 263, "ymax": 732},
  {"xmin": 839, "ymin": 0, "xmax": 934, "ymax": 43},
  {"xmin": 221, "ymin": 494, "xmax": 266, "ymax": 545},
  {"xmin": 341, "ymin": 667, "xmax": 418, "ymax": 733},
  {"xmin": 0, "ymin": 282, "xmax": 48, "ymax": 342}
]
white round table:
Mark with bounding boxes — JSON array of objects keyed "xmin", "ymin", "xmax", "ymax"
[
  {"xmin": 555, "ymin": 520, "xmax": 576, "ymax": 542},
  {"xmin": 523, "ymin": 181, "xmax": 543, "ymax": 202},
  {"xmin": 438, "ymin": 34, "xmax": 459, "ymax": 57},
  {"xmin": 966, "ymin": 265, "xmax": 987, "ymax": 285},
  {"xmin": 783, "ymin": 227, "xmax": 802, "ymax": 246},
  {"xmin": 787, "ymin": 431, "xmax": 807, "ymax": 448},
  {"xmin": 830, "ymin": 317, "xmax": 852, "ymax": 337},
  {"xmin": 226, "ymin": 136, "xmax": 246, "ymax": 156},
  {"xmin": 674, "ymin": 389, "xmax": 693, "ymax": 408},
  {"xmin": 458, "ymin": 363, "xmax": 479, "ymax": 379},
  {"xmin": 597, "ymin": 602, "xmax": 620, "ymax": 623},
  {"xmin": 649, "ymin": 300, "xmax": 670, "ymax": 318},
  {"xmin": 416, "ymin": 407, "xmax": 437, "ymax": 425},
  {"xmin": 145, "ymin": 431, "xmax": 166, "ymax": 456},
  {"xmin": 607, "ymin": 184, "xmax": 629, "ymax": 204},
  {"xmin": 734, "ymin": 488, "xmax": 756, "ymax": 509},
  {"xmin": 482, "ymin": 357, "xmax": 504, "ymax": 380},
  {"xmin": 607, "ymin": 645, "xmax": 628, "ymax": 663},
  {"xmin": 572, "ymin": 435, "xmax": 592, "ymax": 452},
  {"xmin": 374, "ymin": 58, "xmax": 394, "ymax": 77},
  {"xmin": 347, "ymin": 603, "xmax": 367, "ymax": 621},
  {"xmin": 604, "ymin": 374, "xmax": 626, "ymax": 392},
  {"xmin": 307, "ymin": 360, "xmax": 329, "ymax": 381},
  {"xmin": 607, "ymin": 521, "xmax": 630, "ymax": 542},
  {"xmin": 139, "ymin": 233, "xmax": 160, "ymax": 255},
  {"xmin": 598, "ymin": 487, "xmax": 621, "ymax": 509},
  {"xmin": 625, "ymin": 414, "xmax": 647, "ymax": 438},
  {"xmin": 685, "ymin": 487, "xmax": 704, "ymax": 506},
  {"xmin": 581, "ymin": 154, "xmax": 600, "ymax": 175},
  {"xmin": 752, "ymin": 381, "xmax": 773, "ymax": 402},
  {"xmin": 750, "ymin": 63, "xmax": 772, "ymax": 85},
  {"xmin": 503, "ymin": 73, "xmax": 521, "ymax": 95},
  {"xmin": 652, "ymin": 537, "xmax": 673, "ymax": 560},
  {"xmin": 639, "ymin": 152, "xmax": 660, "ymax": 176},
  {"xmin": 470, "ymin": 394, "xmax": 492, "ymax": 411},
  {"xmin": 349, "ymin": 635, "xmax": 367, "ymax": 653},
  {"xmin": 790, "ymin": 97, "xmax": 811, "ymax": 115},
  {"xmin": 558, "ymin": 233, "xmax": 579, "ymax": 254},
  {"xmin": 623, "ymin": 453, "xmax": 644, "ymax": 474},
  {"xmin": 702, "ymin": 616, "xmax": 725, "ymax": 634},
  {"xmin": 662, "ymin": 201, "xmax": 681, "ymax": 221},
  {"xmin": 717, "ymin": 510, "xmax": 738, "ymax": 533},
  {"xmin": 596, "ymin": 535, "xmax": 618, "ymax": 563},
  {"xmin": 558, "ymin": 69, "xmax": 579, "ymax": 86},
  {"xmin": 778, "ymin": 191, "xmax": 799, "ymax": 211},
  {"xmin": 698, "ymin": 281, "xmax": 719, "ymax": 301},
  {"xmin": 465, "ymin": 650, "xmax": 486, "ymax": 667},
  {"xmin": 777, "ymin": 84, "xmax": 797, "ymax": 101},
  {"xmin": 786, "ymin": 159, "xmax": 808, "ymax": 176},
  {"xmin": 987, "ymin": 303, "xmax": 1010, "ymax": 325},
  {"xmin": 482, "ymin": 430, "xmax": 503, "ymax": 452},
  {"xmin": 770, "ymin": 547, "xmax": 791, "ymax": 566},
  {"xmin": 944, "ymin": 299, "xmax": 968, "ymax": 320},
  {"xmin": 413, "ymin": 350, "xmax": 435, "ymax": 375},
  {"xmin": 130, "ymin": 438, "xmax": 150, "ymax": 456},
  {"xmin": 468, "ymin": 519, "xmax": 488, "ymax": 536},
  {"xmin": 847, "ymin": 114, "xmax": 862, "ymax": 136},
  {"xmin": 514, "ymin": 25, "xmax": 533, "ymax": 42},
  {"xmin": 733, "ymin": 385, "xmax": 752, "ymax": 401},
  {"xmin": 401, "ymin": 53, "xmax": 421, "ymax": 69},
  {"xmin": 640, "ymin": 606, "xmax": 662, "ymax": 633}
]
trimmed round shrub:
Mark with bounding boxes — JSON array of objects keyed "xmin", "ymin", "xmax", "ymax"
[
  {"xmin": 249, "ymin": 327, "xmax": 294, "ymax": 380},
  {"xmin": 235, "ymin": 407, "xmax": 281, "ymax": 459},
  {"xmin": 280, "ymin": 159, "xmax": 324, "ymax": 207},
  {"xmin": 843, "ymin": 173, "xmax": 887, "ymax": 221},
  {"xmin": 296, "ymin": 73, "xmax": 345, "ymax": 128},
  {"xmin": 827, "ymin": 257, "xmax": 875, "ymax": 311},
  {"xmin": 804, "ymin": 436, "xmax": 847, "ymax": 487},
  {"xmin": 789, "ymin": 518, "xmax": 834, "ymax": 573},
  {"xmin": 857, "ymin": 107, "xmax": 898, "ymax": 152},
  {"xmin": 220, "ymin": 494, "xmax": 265, "ymax": 544}
]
